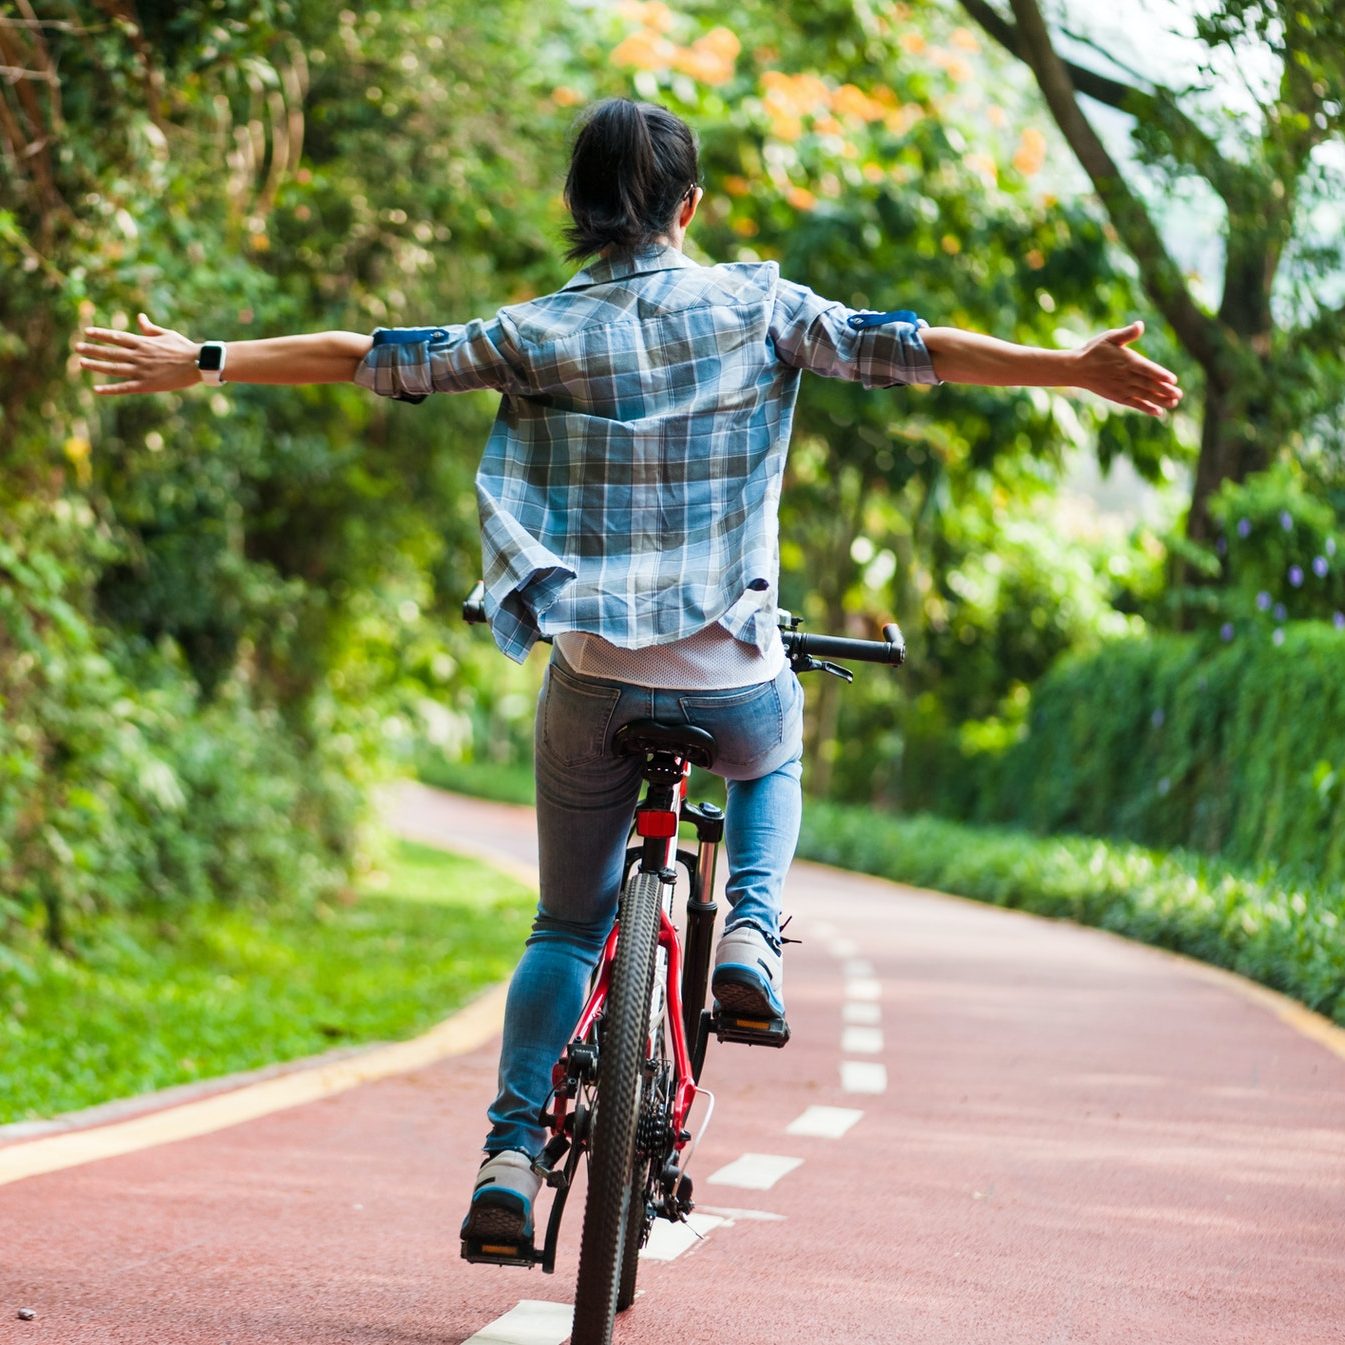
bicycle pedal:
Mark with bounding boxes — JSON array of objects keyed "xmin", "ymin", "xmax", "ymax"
[
  {"xmin": 712, "ymin": 1010, "xmax": 791, "ymax": 1048},
  {"xmin": 460, "ymin": 1235, "xmax": 541, "ymax": 1269}
]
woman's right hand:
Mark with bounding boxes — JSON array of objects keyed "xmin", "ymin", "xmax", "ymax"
[{"xmin": 76, "ymin": 313, "xmax": 202, "ymax": 396}]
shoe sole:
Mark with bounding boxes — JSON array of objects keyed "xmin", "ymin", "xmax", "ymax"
[
  {"xmin": 462, "ymin": 1195, "xmax": 532, "ymax": 1244},
  {"xmin": 712, "ymin": 968, "xmax": 785, "ymax": 1020}
]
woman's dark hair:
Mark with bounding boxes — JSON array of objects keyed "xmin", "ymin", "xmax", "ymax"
[{"xmin": 563, "ymin": 98, "xmax": 700, "ymax": 262}]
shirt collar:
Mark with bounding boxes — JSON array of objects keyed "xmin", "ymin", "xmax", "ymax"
[{"xmin": 562, "ymin": 244, "xmax": 700, "ymax": 291}]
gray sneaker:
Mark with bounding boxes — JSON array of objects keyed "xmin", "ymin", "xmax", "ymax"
[
  {"xmin": 460, "ymin": 1149, "xmax": 542, "ymax": 1245},
  {"xmin": 712, "ymin": 923, "xmax": 786, "ymax": 1020}
]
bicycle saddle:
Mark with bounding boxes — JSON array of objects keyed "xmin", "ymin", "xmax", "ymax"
[{"xmin": 613, "ymin": 719, "xmax": 717, "ymax": 770}]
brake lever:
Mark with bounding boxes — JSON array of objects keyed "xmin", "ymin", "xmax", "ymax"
[
  {"xmin": 790, "ymin": 652, "xmax": 854, "ymax": 682},
  {"xmin": 818, "ymin": 659, "xmax": 854, "ymax": 683}
]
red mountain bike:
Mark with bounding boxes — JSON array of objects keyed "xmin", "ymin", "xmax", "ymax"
[{"xmin": 460, "ymin": 589, "xmax": 905, "ymax": 1345}]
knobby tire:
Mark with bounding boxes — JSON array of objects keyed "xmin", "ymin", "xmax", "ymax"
[{"xmin": 571, "ymin": 870, "xmax": 662, "ymax": 1345}]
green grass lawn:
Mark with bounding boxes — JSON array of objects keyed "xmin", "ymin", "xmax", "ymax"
[{"xmin": 0, "ymin": 839, "xmax": 534, "ymax": 1125}]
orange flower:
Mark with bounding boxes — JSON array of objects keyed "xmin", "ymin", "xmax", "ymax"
[
  {"xmin": 1012, "ymin": 126, "xmax": 1047, "ymax": 176},
  {"xmin": 950, "ymin": 26, "xmax": 980, "ymax": 52},
  {"xmin": 552, "ymin": 85, "xmax": 584, "ymax": 107},
  {"xmin": 643, "ymin": 1, "xmax": 675, "ymax": 33},
  {"xmin": 700, "ymin": 26, "xmax": 741, "ymax": 60},
  {"xmin": 899, "ymin": 31, "xmax": 926, "ymax": 55},
  {"xmin": 833, "ymin": 83, "xmax": 884, "ymax": 122},
  {"xmin": 674, "ymin": 33, "xmax": 737, "ymax": 85},
  {"xmin": 612, "ymin": 30, "xmax": 674, "ymax": 71},
  {"xmin": 723, "ymin": 175, "xmax": 751, "ymax": 197},
  {"xmin": 785, "ymin": 184, "xmax": 818, "ymax": 211}
]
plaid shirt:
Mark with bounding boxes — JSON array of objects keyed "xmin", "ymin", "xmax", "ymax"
[{"xmin": 355, "ymin": 246, "xmax": 938, "ymax": 662}]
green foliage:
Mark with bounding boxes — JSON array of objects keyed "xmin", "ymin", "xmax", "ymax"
[
  {"xmin": 1, "ymin": 2, "xmax": 568, "ymax": 940},
  {"xmin": 1203, "ymin": 464, "xmax": 1345, "ymax": 631},
  {"xmin": 798, "ymin": 804, "xmax": 1345, "ymax": 1025},
  {"xmin": 0, "ymin": 839, "xmax": 533, "ymax": 1124},
  {"xmin": 415, "ymin": 752, "xmax": 537, "ymax": 808},
  {"xmin": 956, "ymin": 624, "xmax": 1345, "ymax": 885}
]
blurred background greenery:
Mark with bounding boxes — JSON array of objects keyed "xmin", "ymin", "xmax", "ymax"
[{"xmin": 2, "ymin": 0, "xmax": 1343, "ymax": 1061}]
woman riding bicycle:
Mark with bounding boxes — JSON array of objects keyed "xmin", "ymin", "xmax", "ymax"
[{"xmin": 77, "ymin": 97, "xmax": 1181, "ymax": 1255}]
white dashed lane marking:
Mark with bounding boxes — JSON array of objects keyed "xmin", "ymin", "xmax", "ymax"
[
  {"xmin": 640, "ymin": 1211, "xmax": 727, "ymax": 1261},
  {"xmin": 841, "ymin": 1026, "xmax": 884, "ymax": 1055},
  {"xmin": 706, "ymin": 1152, "xmax": 804, "ymax": 1190},
  {"xmin": 841, "ymin": 1061, "xmax": 889, "ymax": 1095},
  {"xmin": 843, "ymin": 1000, "xmax": 881, "ymax": 1024},
  {"xmin": 846, "ymin": 977, "xmax": 882, "ymax": 1001},
  {"xmin": 785, "ymin": 1105, "xmax": 865, "ymax": 1139},
  {"xmin": 461, "ymin": 1299, "xmax": 572, "ymax": 1345},
  {"xmin": 842, "ymin": 958, "xmax": 876, "ymax": 978}
]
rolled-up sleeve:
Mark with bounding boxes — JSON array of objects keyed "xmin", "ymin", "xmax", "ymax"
[
  {"xmin": 354, "ymin": 315, "xmax": 524, "ymax": 403},
  {"xmin": 770, "ymin": 279, "xmax": 941, "ymax": 389}
]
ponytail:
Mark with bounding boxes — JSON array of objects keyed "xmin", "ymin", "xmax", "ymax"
[{"xmin": 563, "ymin": 99, "xmax": 700, "ymax": 262}]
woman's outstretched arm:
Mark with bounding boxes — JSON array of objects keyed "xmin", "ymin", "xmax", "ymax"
[
  {"xmin": 77, "ymin": 314, "xmax": 372, "ymax": 395},
  {"xmin": 920, "ymin": 320, "xmax": 1182, "ymax": 417}
]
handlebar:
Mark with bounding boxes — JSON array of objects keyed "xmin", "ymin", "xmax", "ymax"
[
  {"xmin": 460, "ymin": 582, "xmax": 905, "ymax": 673},
  {"xmin": 779, "ymin": 621, "xmax": 905, "ymax": 668}
]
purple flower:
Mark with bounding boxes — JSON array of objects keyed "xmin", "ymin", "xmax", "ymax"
[
  {"xmin": 1272, "ymin": 627, "xmax": 1285, "ymax": 646},
  {"xmin": 1314, "ymin": 556, "xmax": 1329, "ymax": 579},
  {"xmin": 1280, "ymin": 510, "xmax": 1293, "ymax": 531},
  {"xmin": 1237, "ymin": 518, "xmax": 1251, "ymax": 539},
  {"xmin": 1220, "ymin": 622, "xmax": 1235, "ymax": 642},
  {"xmin": 1151, "ymin": 707, "xmax": 1165, "ymax": 729},
  {"xmin": 1215, "ymin": 536, "xmax": 1227, "ymax": 557},
  {"xmin": 1273, "ymin": 602, "xmax": 1287, "ymax": 621},
  {"xmin": 1256, "ymin": 591, "xmax": 1272, "ymax": 611},
  {"xmin": 1335, "ymin": 611, "xmax": 1345, "ymax": 630},
  {"xmin": 1289, "ymin": 564, "xmax": 1304, "ymax": 587}
]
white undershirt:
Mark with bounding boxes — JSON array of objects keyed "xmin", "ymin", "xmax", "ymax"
[{"xmin": 554, "ymin": 622, "xmax": 786, "ymax": 690}]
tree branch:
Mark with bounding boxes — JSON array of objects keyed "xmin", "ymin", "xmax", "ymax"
[
  {"xmin": 993, "ymin": 0, "xmax": 1223, "ymax": 372},
  {"xmin": 958, "ymin": 0, "xmax": 1250, "ymax": 209}
]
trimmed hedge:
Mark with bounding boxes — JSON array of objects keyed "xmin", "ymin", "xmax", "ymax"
[
  {"xmin": 797, "ymin": 803, "xmax": 1345, "ymax": 1026},
  {"xmin": 960, "ymin": 625, "xmax": 1345, "ymax": 886}
]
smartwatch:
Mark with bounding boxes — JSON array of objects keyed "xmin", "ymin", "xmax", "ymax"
[{"xmin": 196, "ymin": 341, "xmax": 227, "ymax": 385}]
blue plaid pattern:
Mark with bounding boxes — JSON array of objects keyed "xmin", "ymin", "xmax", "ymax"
[{"xmin": 355, "ymin": 246, "xmax": 938, "ymax": 662}]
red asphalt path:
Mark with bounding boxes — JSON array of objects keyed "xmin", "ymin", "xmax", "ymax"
[{"xmin": 3, "ymin": 783, "xmax": 1343, "ymax": 1344}]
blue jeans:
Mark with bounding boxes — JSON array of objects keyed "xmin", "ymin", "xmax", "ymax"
[{"xmin": 484, "ymin": 651, "xmax": 805, "ymax": 1156}]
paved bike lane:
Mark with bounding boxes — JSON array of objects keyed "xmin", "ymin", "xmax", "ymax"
[{"xmin": 2, "ymin": 784, "xmax": 1342, "ymax": 1344}]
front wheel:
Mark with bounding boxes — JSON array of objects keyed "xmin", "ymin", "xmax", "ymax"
[{"xmin": 571, "ymin": 870, "xmax": 661, "ymax": 1345}]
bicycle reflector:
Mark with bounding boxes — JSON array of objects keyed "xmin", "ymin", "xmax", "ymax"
[{"xmin": 635, "ymin": 808, "xmax": 678, "ymax": 839}]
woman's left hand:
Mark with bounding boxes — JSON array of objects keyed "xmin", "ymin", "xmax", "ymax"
[{"xmin": 76, "ymin": 313, "xmax": 201, "ymax": 395}]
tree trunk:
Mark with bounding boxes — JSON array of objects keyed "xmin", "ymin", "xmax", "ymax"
[{"xmin": 1185, "ymin": 377, "xmax": 1275, "ymax": 550}]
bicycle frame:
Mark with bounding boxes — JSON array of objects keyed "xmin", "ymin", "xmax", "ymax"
[{"xmin": 520, "ymin": 744, "xmax": 722, "ymax": 1275}]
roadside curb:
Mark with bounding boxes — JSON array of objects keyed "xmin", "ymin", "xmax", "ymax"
[{"xmin": 0, "ymin": 980, "xmax": 508, "ymax": 1189}]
